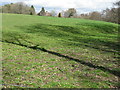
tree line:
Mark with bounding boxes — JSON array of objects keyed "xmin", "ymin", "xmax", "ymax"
[
  {"xmin": 0, "ymin": 1, "xmax": 119, "ymax": 24},
  {"xmin": 0, "ymin": 2, "xmax": 35, "ymax": 15}
]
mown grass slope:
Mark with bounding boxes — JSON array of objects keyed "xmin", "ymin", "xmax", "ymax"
[{"xmin": 2, "ymin": 13, "xmax": 120, "ymax": 88}]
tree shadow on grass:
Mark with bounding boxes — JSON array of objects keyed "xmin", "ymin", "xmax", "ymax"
[
  {"xmin": 1, "ymin": 38, "xmax": 120, "ymax": 78},
  {"xmin": 15, "ymin": 24, "xmax": 120, "ymax": 72},
  {"xmin": 76, "ymin": 22, "xmax": 118, "ymax": 34},
  {"xmin": 17, "ymin": 23, "xmax": 119, "ymax": 54}
]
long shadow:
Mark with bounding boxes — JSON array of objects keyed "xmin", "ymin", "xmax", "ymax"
[
  {"xmin": 65, "ymin": 37, "xmax": 119, "ymax": 53},
  {"xmin": 16, "ymin": 23, "xmax": 119, "ymax": 54},
  {"xmin": 76, "ymin": 23, "xmax": 120, "ymax": 53},
  {"xmin": 2, "ymin": 39, "xmax": 120, "ymax": 77},
  {"xmin": 76, "ymin": 22, "xmax": 118, "ymax": 33}
]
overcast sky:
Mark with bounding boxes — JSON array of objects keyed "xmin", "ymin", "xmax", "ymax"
[{"xmin": 0, "ymin": 0, "xmax": 118, "ymax": 14}]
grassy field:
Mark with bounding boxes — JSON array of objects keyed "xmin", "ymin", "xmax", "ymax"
[{"xmin": 1, "ymin": 13, "xmax": 120, "ymax": 88}]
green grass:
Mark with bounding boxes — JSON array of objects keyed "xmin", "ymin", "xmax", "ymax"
[{"xmin": 1, "ymin": 13, "xmax": 119, "ymax": 88}]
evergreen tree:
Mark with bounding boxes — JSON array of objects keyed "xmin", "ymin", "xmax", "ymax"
[
  {"xmin": 38, "ymin": 7, "xmax": 46, "ymax": 16},
  {"xmin": 58, "ymin": 13, "xmax": 62, "ymax": 17},
  {"xmin": 30, "ymin": 5, "xmax": 35, "ymax": 15}
]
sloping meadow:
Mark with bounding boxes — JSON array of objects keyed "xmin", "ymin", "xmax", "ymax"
[{"xmin": 2, "ymin": 13, "xmax": 119, "ymax": 88}]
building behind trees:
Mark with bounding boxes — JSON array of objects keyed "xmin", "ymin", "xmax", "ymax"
[
  {"xmin": 0, "ymin": 1, "xmax": 119, "ymax": 24},
  {"xmin": 37, "ymin": 7, "xmax": 46, "ymax": 16}
]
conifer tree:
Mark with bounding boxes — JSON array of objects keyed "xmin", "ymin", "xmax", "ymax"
[
  {"xmin": 30, "ymin": 5, "xmax": 35, "ymax": 15},
  {"xmin": 38, "ymin": 7, "xmax": 46, "ymax": 16},
  {"xmin": 58, "ymin": 13, "xmax": 62, "ymax": 17}
]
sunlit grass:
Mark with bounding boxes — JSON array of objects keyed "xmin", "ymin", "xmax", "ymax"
[{"xmin": 2, "ymin": 13, "xmax": 119, "ymax": 88}]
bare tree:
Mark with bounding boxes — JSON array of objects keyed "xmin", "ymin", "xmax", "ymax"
[
  {"xmin": 89, "ymin": 11, "xmax": 102, "ymax": 20},
  {"xmin": 0, "ymin": 6, "xmax": 2, "ymax": 13},
  {"xmin": 114, "ymin": 1, "xmax": 120, "ymax": 24},
  {"xmin": 101, "ymin": 7, "xmax": 118, "ymax": 23},
  {"xmin": 1, "ymin": 2, "xmax": 34, "ymax": 15},
  {"xmin": 50, "ymin": 10, "xmax": 57, "ymax": 17},
  {"xmin": 114, "ymin": 1, "xmax": 120, "ymax": 6},
  {"xmin": 2, "ymin": 4, "xmax": 11, "ymax": 13},
  {"xmin": 64, "ymin": 8, "xmax": 77, "ymax": 18}
]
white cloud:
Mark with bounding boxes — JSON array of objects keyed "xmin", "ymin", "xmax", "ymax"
[
  {"xmin": 0, "ymin": 0, "xmax": 118, "ymax": 13},
  {"xmin": 23, "ymin": 0, "xmax": 117, "ymax": 8}
]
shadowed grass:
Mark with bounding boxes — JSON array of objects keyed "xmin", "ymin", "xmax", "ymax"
[{"xmin": 2, "ymin": 13, "xmax": 119, "ymax": 88}]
